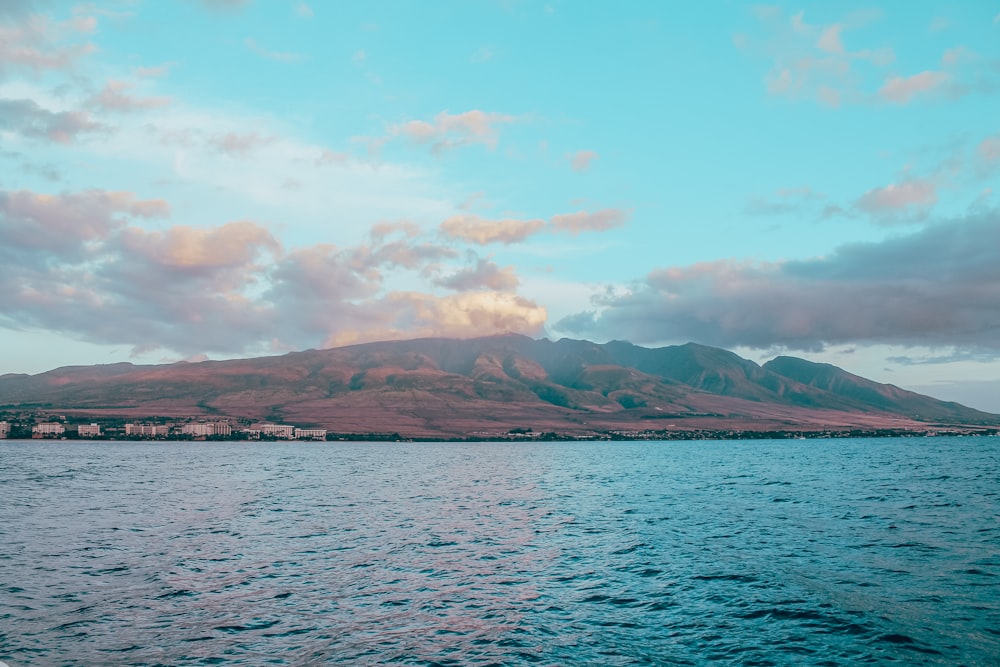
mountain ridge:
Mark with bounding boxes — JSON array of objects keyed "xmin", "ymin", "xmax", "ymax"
[{"xmin": 0, "ymin": 335, "xmax": 994, "ymax": 438}]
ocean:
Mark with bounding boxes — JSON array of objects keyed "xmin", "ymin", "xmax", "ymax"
[{"xmin": 1, "ymin": 437, "xmax": 998, "ymax": 665}]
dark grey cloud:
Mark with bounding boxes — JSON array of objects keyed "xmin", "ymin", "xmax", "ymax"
[{"xmin": 556, "ymin": 207, "xmax": 1000, "ymax": 353}]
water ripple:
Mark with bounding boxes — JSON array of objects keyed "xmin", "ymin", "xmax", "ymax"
[{"xmin": 1, "ymin": 437, "xmax": 998, "ymax": 665}]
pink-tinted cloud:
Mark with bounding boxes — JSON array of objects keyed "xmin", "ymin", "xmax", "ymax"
[
  {"xmin": 394, "ymin": 110, "xmax": 515, "ymax": 153},
  {"xmin": 550, "ymin": 208, "xmax": 629, "ymax": 235},
  {"xmin": 369, "ymin": 220, "xmax": 421, "ymax": 241},
  {"xmin": 88, "ymin": 80, "xmax": 171, "ymax": 113},
  {"xmin": 979, "ymin": 134, "xmax": 1000, "ymax": 170},
  {"xmin": 434, "ymin": 257, "xmax": 519, "ymax": 291},
  {"xmin": 440, "ymin": 214, "xmax": 545, "ymax": 245},
  {"xmin": 323, "ymin": 292, "xmax": 546, "ymax": 348},
  {"xmin": 879, "ymin": 71, "xmax": 949, "ymax": 104},
  {"xmin": 569, "ymin": 149, "xmax": 599, "ymax": 172},
  {"xmin": 0, "ymin": 13, "xmax": 97, "ymax": 75},
  {"xmin": 119, "ymin": 221, "xmax": 279, "ymax": 272},
  {"xmin": 352, "ymin": 239, "xmax": 457, "ymax": 273},
  {"xmin": 855, "ymin": 180, "xmax": 937, "ymax": 222},
  {"xmin": 817, "ymin": 24, "xmax": 844, "ymax": 54},
  {"xmin": 0, "ymin": 188, "xmax": 168, "ymax": 256},
  {"xmin": 0, "ymin": 98, "xmax": 103, "ymax": 143},
  {"xmin": 747, "ymin": 8, "xmax": 894, "ymax": 107}
]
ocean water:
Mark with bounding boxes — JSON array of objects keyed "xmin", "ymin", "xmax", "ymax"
[{"xmin": 1, "ymin": 437, "xmax": 998, "ymax": 666}]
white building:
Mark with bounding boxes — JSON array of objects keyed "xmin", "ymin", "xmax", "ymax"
[
  {"xmin": 77, "ymin": 424, "xmax": 102, "ymax": 438},
  {"xmin": 125, "ymin": 423, "xmax": 169, "ymax": 437},
  {"xmin": 33, "ymin": 423, "xmax": 65, "ymax": 437},
  {"xmin": 294, "ymin": 428, "xmax": 327, "ymax": 441},
  {"xmin": 0, "ymin": 421, "xmax": 9, "ymax": 438},
  {"xmin": 253, "ymin": 423, "xmax": 295, "ymax": 439},
  {"xmin": 182, "ymin": 422, "xmax": 232, "ymax": 437}
]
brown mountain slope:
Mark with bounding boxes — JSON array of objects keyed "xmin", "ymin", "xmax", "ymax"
[{"xmin": 0, "ymin": 335, "xmax": 995, "ymax": 437}]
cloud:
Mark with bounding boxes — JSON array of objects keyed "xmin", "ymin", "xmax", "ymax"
[
  {"xmin": 119, "ymin": 221, "xmax": 279, "ymax": 273},
  {"xmin": 134, "ymin": 62, "xmax": 176, "ymax": 78},
  {"xmin": 369, "ymin": 220, "xmax": 421, "ymax": 241},
  {"xmin": 440, "ymin": 214, "xmax": 545, "ymax": 245},
  {"xmin": 746, "ymin": 8, "xmax": 894, "ymax": 106},
  {"xmin": 745, "ymin": 186, "xmax": 825, "ymax": 216},
  {"xmin": 0, "ymin": 188, "xmax": 168, "ymax": 257},
  {"xmin": 88, "ymin": 80, "xmax": 171, "ymax": 113},
  {"xmin": 569, "ymin": 149, "xmax": 598, "ymax": 172},
  {"xmin": 879, "ymin": 71, "xmax": 949, "ymax": 104},
  {"xmin": 0, "ymin": 12, "xmax": 97, "ymax": 75},
  {"xmin": 929, "ymin": 16, "xmax": 951, "ymax": 32},
  {"xmin": 321, "ymin": 292, "xmax": 547, "ymax": 348},
  {"xmin": 550, "ymin": 208, "xmax": 629, "ymax": 235},
  {"xmin": 0, "ymin": 98, "xmax": 104, "ymax": 143},
  {"xmin": 555, "ymin": 207, "xmax": 1000, "ymax": 353},
  {"xmin": 817, "ymin": 24, "xmax": 845, "ymax": 54},
  {"xmin": 855, "ymin": 179, "xmax": 937, "ymax": 222},
  {"xmin": 978, "ymin": 134, "xmax": 1000, "ymax": 172},
  {"xmin": 245, "ymin": 37, "xmax": 305, "ymax": 63},
  {"xmin": 351, "ymin": 238, "xmax": 457, "ymax": 273},
  {"xmin": 470, "ymin": 46, "xmax": 496, "ymax": 63},
  {"xmin": 0, "ymin": 185, "xmax": 546, "ymax": 357},
  {"xmin": 393, "ymin": 110, "xmax": 515, "ymax": 153},
  {"xmin": 294, "ymin": 3, "xmax": 313, "ymax": 19},
  {"xmin": 193, "ymin": 0, "xmax": 249, "ymax": 10},
  {"xmin": 0, "ymin": 1, "xmax": 53, "ymax": 19},
  {"xmin": 434, "ymin": 257, "xmax": 519, "ymax": 291},
  {"xmin": 210, "ymin": 131, "xmax": 273, "ymax": 156}
]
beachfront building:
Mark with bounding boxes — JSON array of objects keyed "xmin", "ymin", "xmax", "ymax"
[
  {"xmin": 294, "ymin": 428, "xmax": 327, "ymax": 441},
  {"xmin": 253, "ymin": 423, "xmax": 295, "ymax": 439},
  {"xmin": 33, "ymin": 423, "xmax": 66, "ymax": 437},
  {"xmin": 125, "ymin": 423, "xmax": 170, "ymax": 438},
  {"xmin": 0, "ymin": 421, "xmax": 9, "ymax": 438},
  {"xmin": 77, "ymin": 424, "xmax": 102, "ymax": 438},
  {"xmin": 181, "ymin": 422, "xmax": 232, "ymax": 437}
]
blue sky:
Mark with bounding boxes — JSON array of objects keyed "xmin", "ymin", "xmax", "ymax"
[{"xmin": 1, "ymin": 0, "xmax": 999, "ymax": 411}]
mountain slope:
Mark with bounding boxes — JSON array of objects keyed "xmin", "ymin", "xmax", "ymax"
[
  {"xmin": 763, "ymin": 356, "xmax": 987, "ymax": 422},
  {"xmin": 0, "ymin": 335, "xmax": 995, "ymax": 436}
]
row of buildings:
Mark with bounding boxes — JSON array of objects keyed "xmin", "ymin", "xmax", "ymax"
[{"xmin": 0, "ymin": 420, "xmax": 327, "ymax": 441}]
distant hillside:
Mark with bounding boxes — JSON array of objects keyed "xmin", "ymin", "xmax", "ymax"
[{"xmin": 0, "ymin": 335, "xmax": 995, "ymax": 438}]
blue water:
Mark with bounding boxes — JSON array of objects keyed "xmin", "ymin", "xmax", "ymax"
[{"xmin": 1, "ymin": 437, "xmax": 998, "ymax": 665}]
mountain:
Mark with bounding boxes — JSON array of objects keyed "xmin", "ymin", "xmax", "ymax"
[{"xmin": 0, "ymin": 335, "xmax": 995, "ymax": 438}]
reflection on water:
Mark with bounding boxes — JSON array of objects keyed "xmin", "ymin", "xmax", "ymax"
[{"xmin": 1, "ymin": 438, "xmax": 998, "ymax": 665}]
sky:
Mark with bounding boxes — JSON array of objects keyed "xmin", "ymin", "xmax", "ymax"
[{"xmin": 1, "ymin": 0, "xmax": 999, "ymax": 412}]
